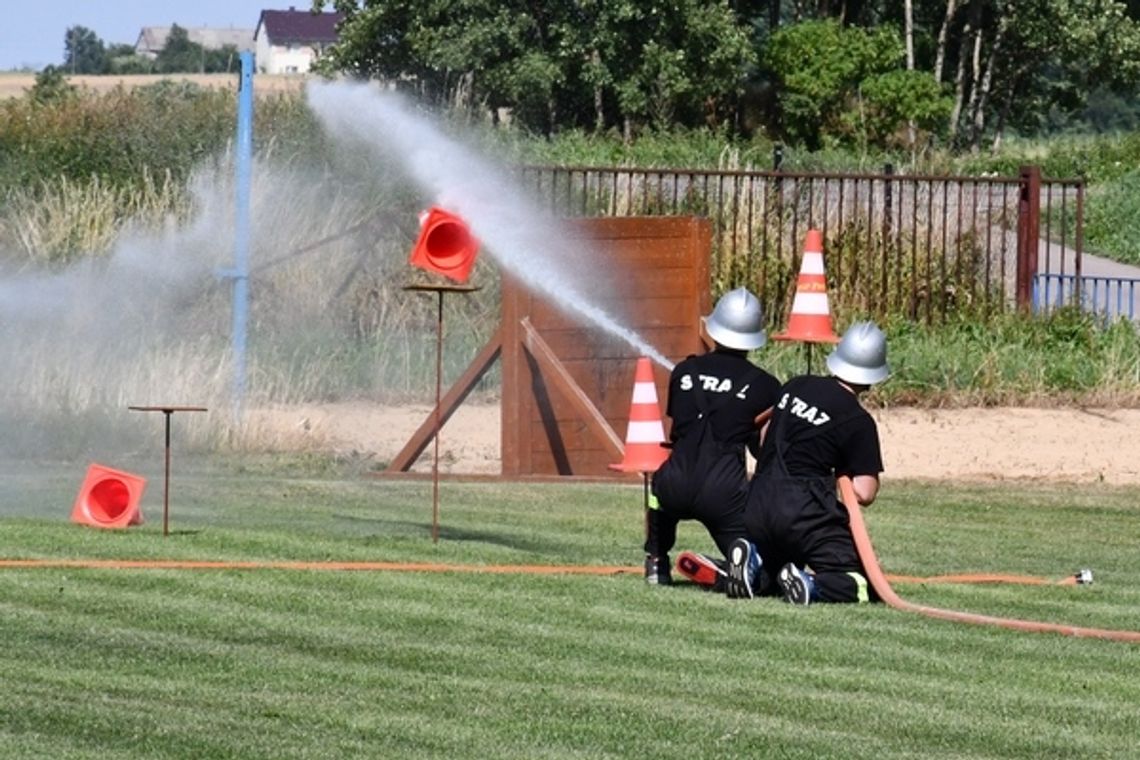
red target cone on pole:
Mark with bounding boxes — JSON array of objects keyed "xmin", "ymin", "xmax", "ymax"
[
  {"xmin": 773, "ymin": 229, "xmax": 840, "ymax": 343},
  {"xmin": 610, "ymin": 357, "xmax": 670, "ymax": 474},
  {"xmin": 408, "ymin": 207, "xmax": 480, "ymax": 283},
  {"xmin": 70, "ymin": 463, "xmax": 146, "ymax": 529}
]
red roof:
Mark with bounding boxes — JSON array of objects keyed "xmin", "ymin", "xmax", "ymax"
[{"xmin": 256, "ymin": 8, "xmax": 343, "ymax": 44}]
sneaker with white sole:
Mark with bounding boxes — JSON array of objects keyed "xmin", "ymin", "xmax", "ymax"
[
  {"xmin": 777, "ymin": 563, "xmax": 816, "ymax": 605},
  {"xmin": 676, "ymin": 551, "xmax": 727, "ymax": 591},
  {"xmin": 725, "ymin": 538, "xmax": 760, "ymax": 599}
]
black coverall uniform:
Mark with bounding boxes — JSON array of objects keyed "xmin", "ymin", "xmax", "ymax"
[
  {"xmin": 743, "ymin": 374, "xmax": 883, "ymax": 603},
  {"xmin": 648, "ymin": 349, "xmax": 780, "ymax": 561}
]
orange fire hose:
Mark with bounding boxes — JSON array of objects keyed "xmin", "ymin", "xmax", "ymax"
[{"xmin": 838, "ymin": 476, "xmax": 1140, "ymax": 643}]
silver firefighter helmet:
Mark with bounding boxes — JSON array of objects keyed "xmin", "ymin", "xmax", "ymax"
[
  {"xmin": 826, "ymin": 321, "xmax": 890, "ymax": 386},
  {"xmin": 703, "ymin": 287, "xmax": 767, "ymax": 350}
]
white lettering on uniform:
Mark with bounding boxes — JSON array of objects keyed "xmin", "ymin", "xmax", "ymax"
[
  {"xmin": 735, "ymin": 383, "xmax": 750, "ymax": 400},
  {"xmin": 785, "ymin": 395, "xmax": 831, "ymax": 426},
  {"xmin": 680, "ymin": 374, "xmax": 693, "ymax": 390},
  {"xmin": 777, "ymin": 392, "xmax": 789, "ymax": 409},
  {"xmin": 697, "ymin": 374, "xmax": 734, "ymax": 393}
]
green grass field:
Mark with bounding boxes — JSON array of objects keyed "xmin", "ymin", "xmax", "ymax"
[{"xmin": 1, "ymin": 459, "xmax": 1138, "ymax": 759}]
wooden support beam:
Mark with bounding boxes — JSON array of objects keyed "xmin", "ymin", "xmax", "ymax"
[
  {"xmin": 519, "ymin": 317, "xmax": 624, "ymax": 460},
  {"xmin": 386, "ymin": 327, "xmax": 504, "ymax": 472}
]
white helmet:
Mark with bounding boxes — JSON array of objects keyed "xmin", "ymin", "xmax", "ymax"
[
  {"xmin": 703, "ymin": 287, "xmax": 766, "ymax": 350},
  {"xmin": 826, "ymin": 321, "xmax": 889, "ymax": 385}
]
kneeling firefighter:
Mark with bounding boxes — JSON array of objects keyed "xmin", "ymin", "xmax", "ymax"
[
  {"xmin": 644, "ymin": 287, "xmax": 781, "ymax": 585},
  {"xmin": 727, "ymin": 321, "xmax": 890, "ymax": 604}
]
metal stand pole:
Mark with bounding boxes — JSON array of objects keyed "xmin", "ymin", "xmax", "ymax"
[
  {"xmin": 128, "ymin": 405, "xmax": 207, "ymax": 536},
  {"xmin": 403, "ymin": 283, "xmax": 479, "ymax": 543},
  {"xmin": 432, "ymin": 289, "xmax": 444, "ymax": 543},
  {"xmin": 163, "ymin": 409, "xmax": 172, "ymax": 536}
]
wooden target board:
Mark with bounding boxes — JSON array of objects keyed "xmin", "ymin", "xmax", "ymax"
[{"xmin": 500, "ymin": 216, "xmax": 710, "ymax": 478}]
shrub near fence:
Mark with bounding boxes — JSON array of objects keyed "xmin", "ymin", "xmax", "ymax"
[{"xmin": 519, "ymin": 164, "xmax": 1084, "ymax": 327}]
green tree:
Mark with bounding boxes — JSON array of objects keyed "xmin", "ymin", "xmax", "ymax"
[
  {"xmin": 204, "ymin": 45, "xmax": 240, "ymax": 73},
  {"xmin": 764, "ymin": 19, "xmax": 920, "ymax": 149},
  {"xmin": 105, "ymin": 43, "xmax": 153, "ymax": 74},
  {"xmin": 867, "ymin": 0, "xmax": 1140, "ymax": 150},
  {"xmin": 64, "ymin": 25, "xmax": 107, "ymax": 74},
  {"xmin": 313, "ymin": 0, "xmax": 754, "ymax": 136},
  {"xmin": 577, "ymin": 0, "xmax": 755, "ymax": 137},
  {"xmin": 155, "ymin": 25, "xmax": 207, "ymax": 73}
]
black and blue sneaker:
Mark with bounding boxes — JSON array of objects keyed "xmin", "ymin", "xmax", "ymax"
[
  {"xmin": 725, "ymin": 538, "xmax": 760, "ymax": 599},
  {"xmin": 777, "ymin": 563, "xmax": 817, "ymax": 605}
]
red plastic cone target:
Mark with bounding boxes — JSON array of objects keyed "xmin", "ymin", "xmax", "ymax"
[
  {"xmin": 773, "ymin": 229, "xmax": 840, "ymax": 343},
  {"xmin": 408, "ymin": 207, "xmax": 480, "ymax": 283},
  {"xmin": 610, "ymin": 357, "xmax": 670, "ymax": 474},
  {"xmin": 70, "ymin": 463, "xmax": 146, "ymax": 529}
]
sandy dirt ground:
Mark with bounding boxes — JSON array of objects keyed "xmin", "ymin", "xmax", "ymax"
[{"xmin": 245, "ymin": 403, "xmax": 1140, "ymax": 485}]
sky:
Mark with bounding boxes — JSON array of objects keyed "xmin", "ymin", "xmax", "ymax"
[{"xmin": 0, "ymin": 1, "xmax": 315, "ymax": 71}]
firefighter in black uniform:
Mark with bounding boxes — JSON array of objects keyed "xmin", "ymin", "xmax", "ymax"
[
  {"xmin": 644, "ymin": 287, "xmax": 781, "ymax": 585},
  {"xmin": 726, "ymin": 321, "xmax": 889, "ymax": 603}
]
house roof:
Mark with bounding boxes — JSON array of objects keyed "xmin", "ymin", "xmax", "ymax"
[
  {"xmin": 135, "ymin": 26, "xmax": 255, "ymax": 55},
  {"xmin": 255, "ymin": 8, "xmax": 344, "ymax": 45}
]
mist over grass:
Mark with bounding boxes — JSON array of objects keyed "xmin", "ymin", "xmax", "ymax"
[{"xmin": 1, "ymin": 83, "xmax": 1139, "ymax": 464}]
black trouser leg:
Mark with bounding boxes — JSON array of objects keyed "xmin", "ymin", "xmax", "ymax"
[
  {"xmin": 643, "ymin": 506, "xmax": 679, "ymax": 559},
  {"xmin": 803, "ymin": 526, "xmax": 872, "ymax": 603}
]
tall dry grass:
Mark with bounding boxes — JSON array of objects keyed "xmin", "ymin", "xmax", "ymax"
[
  {"xmin": 0, "ymin": 169, "xmax": 187, "ymax": 266},
  {"xmin": 0, "ymin": 157, "xmax": 502, "ymax": 461}
]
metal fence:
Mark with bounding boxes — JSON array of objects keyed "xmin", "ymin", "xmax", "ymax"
[
  {"xmin": 1034, "ymin": 274, "xmax": 1139, "ymax": 322},
  {"xmin": 518, "ymin": 164, "xmax": 1085, "ymax": 327}
]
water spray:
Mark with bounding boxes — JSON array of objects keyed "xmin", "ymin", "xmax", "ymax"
[{"xmin": 305, "ymin": 81, "xmax": 674, "ymax": 370}]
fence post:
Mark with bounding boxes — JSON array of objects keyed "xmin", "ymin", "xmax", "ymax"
[
  {"xmin": 882, "ymin": 163, "xmax": 894, "ymax": 315},
  {"xmin": 1016, "ymin": 165, "xmax": 1041, "ymax": 312}
]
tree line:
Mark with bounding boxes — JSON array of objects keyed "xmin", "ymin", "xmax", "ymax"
[
  {"xmin": 312, "ymin": 0, "xmax": 1140, "ymax": 153},
  {"xmin": 61, "ymin": 24, "xmax": 242, "ymax": 76}
]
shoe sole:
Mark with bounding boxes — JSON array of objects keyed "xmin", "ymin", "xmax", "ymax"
[
  {"xmin": 778, "ymin": 565, "xmax": 810, "ymax": 605},
  {"xmin": 726, "ymin": 541, "xmax": 754, "ymax": 599},
  {"xmin": 676, "ymin": 552, "xmax": 726, "ymax": 589}
]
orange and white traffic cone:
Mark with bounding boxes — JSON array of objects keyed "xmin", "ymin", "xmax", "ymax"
[
  {"xmin": 610, "ymin": 357, "xmax": 669, "ymax": 474},
  {"xmin": 773, "ymin": 229, "xmax": 840, "ymax": 343},
  {"xmin": 71, "ymin": 463, "xmax": 146, "ymax": 529},
  {"xmin": 408, "ymin": 206, "xmax": 480, "ymax": 284}
]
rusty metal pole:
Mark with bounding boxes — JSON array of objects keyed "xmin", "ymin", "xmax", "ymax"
[
  {"xmin": 403, "ymin": 284, "xmax": 479, "ymax": 542},
  {"xmin": 128, "ymin": 405, "xmax": 207, "ymax": 536},
  {"xmin": 1016, "ymin": 165, "xmax": 1041, "ymax": 312},
  {"xmin": 432, "ymin": 289, "xmax": 444, "ymax": 543}
]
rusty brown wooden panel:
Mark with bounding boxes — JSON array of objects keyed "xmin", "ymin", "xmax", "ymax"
[
  {"xmin": 527, "ymin": 296, "xmax": 698, "ymax": 331},
  {"xmin": 500, "ymin": 216, "xmax": 708, "ymax": 478},
  {"xmin": 500, "ymin": 272, "xmax": 527, "ymax": 477},
  {"xmin": 520, "ymin": 318, "xmax": 624, "ymax": 458},
  {"xmin": 520, "ymin": 330, "xmax": 694, "ymax": 363},
  {"xmin": 565, "ymin": 215, "xmax": 709, "ymax": 240}
]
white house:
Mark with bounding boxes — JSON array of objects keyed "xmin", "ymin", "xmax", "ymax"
[{"xmin": 254, "ymin": 7, "xmax": 343, "ymax": 75}]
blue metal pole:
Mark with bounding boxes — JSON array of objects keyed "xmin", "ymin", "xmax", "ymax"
[{"xmin": 232, "ymin": 50, "xmax": 254, "ymax": 419}]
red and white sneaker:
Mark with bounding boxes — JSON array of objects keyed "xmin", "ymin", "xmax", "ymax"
[{"xmin": 676, "ymin": 551, "xmax": 728, "ymax": 592}]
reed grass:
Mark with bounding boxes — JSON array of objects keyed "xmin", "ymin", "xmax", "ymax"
[{"xmin": 2, "ymin": 95, "xmax": 1139, "ymax": 463}]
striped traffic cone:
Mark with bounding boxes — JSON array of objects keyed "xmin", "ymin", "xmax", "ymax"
[
  {"xmin": 773, "ymin": 229, "xmax": 840, "ymax": 343},
  {"xmin": 609, "ymin": 357, "xmax": 669, "ymax": 473},
  {"xmin": 71, "ymin": 463, "xmax": 146, "ymax": 529}
]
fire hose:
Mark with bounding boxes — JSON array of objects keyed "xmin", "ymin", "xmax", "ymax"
[{"xmin": 838, "ymin": 476, "xmax": 1140, "ymax": 643}]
